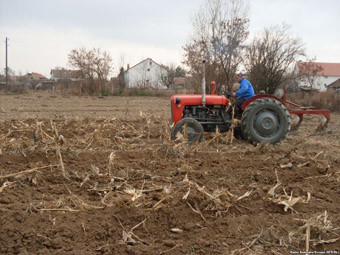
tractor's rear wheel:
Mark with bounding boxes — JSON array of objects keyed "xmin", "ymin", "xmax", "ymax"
[
  {"xmin": 241, "ymin": 98, "xmax": 291, "ymax": 144},
  {"xmin": 171, "ymin": 118, "xmax": 204, "ymax": 145}
]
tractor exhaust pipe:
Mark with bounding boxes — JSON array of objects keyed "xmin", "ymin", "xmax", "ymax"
[{"xmin": 202, "ymin": 60, "xmax": 206, "ymax": 106}]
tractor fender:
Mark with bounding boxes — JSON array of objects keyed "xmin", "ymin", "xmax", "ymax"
[{"xmin": 241, "ymin": 94, "xmax": 285, "ymax": 111}]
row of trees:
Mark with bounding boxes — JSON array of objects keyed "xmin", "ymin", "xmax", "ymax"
[
  {"xmin": 183, "ymin": 0, "xmax": 308, "ymax": 94},
  {"xmin": 67, "ymin": 0, "xmax": 318, "ymax": 94}
]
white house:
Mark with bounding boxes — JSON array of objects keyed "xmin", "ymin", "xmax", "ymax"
[
  {"xmin": 295, "ymin": 62, "xmax": 340, "ymax": 91},
  {"xmin": 124, "ymin": 58, "xmax": 168, "ymax": 89}
]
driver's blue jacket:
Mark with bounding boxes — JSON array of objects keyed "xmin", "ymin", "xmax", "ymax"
[{"xmin": 235, "ymin": 78, "xmax": 255, "ymax": 100}]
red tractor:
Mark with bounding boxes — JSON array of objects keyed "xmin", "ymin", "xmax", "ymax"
[{"xmin": 170, "ymin": 69, "xmax": 330, "ymax": 145}]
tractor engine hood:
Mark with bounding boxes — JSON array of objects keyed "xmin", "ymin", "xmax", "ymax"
[
  {"xmin": 171, "ymin": 95, "xmax": 229, "ymax": 106},
  {"xmin": 170, "ymin": 95, "xmax": 229, "ymax": 124}
]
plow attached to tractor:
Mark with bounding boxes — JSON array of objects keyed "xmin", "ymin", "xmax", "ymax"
[
  {"xmin": 280, "ymin": 88, "xmax": 330, "ymax": 136},
  {"xmin": 170, "ymin": 75, "xmax": 330, "ymax": 145}
]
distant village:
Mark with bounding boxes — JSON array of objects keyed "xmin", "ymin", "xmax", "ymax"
[
  {"xmin": 1, "ymin": 58, "xmax": 340, "ymax": 94},
  {"xmin": 0, "ymin": 58, "xmax": 191, "ymax": 94}
]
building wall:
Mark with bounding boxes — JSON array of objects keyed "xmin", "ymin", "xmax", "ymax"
[
  {"xmin": 125, "ymin": 59, "xmax": 168, "ymax": 89},
  {"xmin": 297, "ymin": 75, "xmax": 339, "ymax": 91},
  {"xmin": 294, "ymin": 63, "xmax": 340, "ymax": 91}
]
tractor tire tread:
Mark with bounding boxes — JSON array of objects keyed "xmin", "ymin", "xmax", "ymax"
[
  {"xmin": 241, "ymin": 98, "xmax": 291, "ymax": 144},
  {"xmin": 171, "ymin": 117, "xmax": 204, "ymax": 144}
]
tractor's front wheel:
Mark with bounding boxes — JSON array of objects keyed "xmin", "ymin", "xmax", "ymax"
[
  {"xmin": 171, "ymin": 118, "xmax": 204, "ymax": 145},
  {"xmin": 241, "ymin": 98, "xmax": 291, "ymax": 144}
]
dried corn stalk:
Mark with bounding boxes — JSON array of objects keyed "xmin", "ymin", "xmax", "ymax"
[
  {"xmin": 289, "ymin": 211, "xmax": 338, "ymax": 251},
  {"xmin": 108, "ymin": 151, "xmax": 116, "ymax": 177},
  {"xmin": 265, "ymin": 169, "xmax": 309, "ymax": 213},
  {"xmin": 0, "ymin": 181, "xmax": 16, "ymax": 193}
]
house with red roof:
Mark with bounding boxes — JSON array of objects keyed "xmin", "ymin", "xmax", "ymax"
[
  {"xmin": 173, "ymin": 77, "xmax": 186, "ymax": 87},
  {"xmin": 50, "ymin": 69, "xmax": 82, "ymax": 81},
  {"xmin": 295, "ymin": 62, "xmax": 340, "ymax": 91},
  {"xmin": 25, "ymin": 72, "xmax": 47, "ymax": 80}
]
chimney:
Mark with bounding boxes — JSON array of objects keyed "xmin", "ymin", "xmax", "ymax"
[{"xmin": 127, "ymin": 64, "xmax": 130, "ymax": 70}]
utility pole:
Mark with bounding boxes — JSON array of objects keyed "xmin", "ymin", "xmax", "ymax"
[{"xmin": 5, "ymin": 37, "xmax": 9, "ymax": 87}]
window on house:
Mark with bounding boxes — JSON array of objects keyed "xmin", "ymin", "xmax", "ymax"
[
  {"xmin": 150, "ymin": 62, "xmax": 152, "ymax": 66},
  {"xmin": 147, "ymin": 69, "xmax": 150, "ymax": 71}
]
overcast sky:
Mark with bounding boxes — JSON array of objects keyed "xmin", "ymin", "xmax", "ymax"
[{"xmin": 0, "ymin": 0, "xmax": 339, "ymax": 77}]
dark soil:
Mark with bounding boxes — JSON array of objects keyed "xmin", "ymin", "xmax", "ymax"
[{"xmin": 0, "ymin": 92, "xmax": 339, "ymax": 254}]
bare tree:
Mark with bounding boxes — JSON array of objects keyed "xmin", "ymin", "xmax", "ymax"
[
  {"xmin": 68, "ymin": 47, "xmax": 113, "ymax": 93},
  {"xmin": 118, "ymin": 52, "xmax": 126, "ymax": 71},
  {"xmin": 117, "ymin": 67, "xmax": 126, "ymax": 93},
  {"xmin": 160, "ymin": 62, "xmax": 177, "ymax": 89},
  {"xmin": 244, "ymin": 24, "xmax": 305, "ymax": 94},
  {"xmin": 183, "ymin": 0, "xmax": 249, "ymax": 93},
  {"xmin": 160, "ymin": 64, "xmax": 187, "ymax": 89},
  {"xmin": 296, "ymin": 58, "xmax": 324, "ymax": 90}
]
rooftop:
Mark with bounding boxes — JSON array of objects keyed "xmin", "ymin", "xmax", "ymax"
[{"xmin": 297, "ymin": 62, "xmax": 340, "ymax": 76}]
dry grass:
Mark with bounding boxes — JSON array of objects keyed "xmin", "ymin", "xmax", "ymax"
[{"xmin": 289, "ymin": 91, "xmax": 340, "ymax": 112}]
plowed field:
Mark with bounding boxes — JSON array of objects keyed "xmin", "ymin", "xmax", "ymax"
[{"xmin": 1, "ymin": 92, "xmax": 339, "ymax": 254}]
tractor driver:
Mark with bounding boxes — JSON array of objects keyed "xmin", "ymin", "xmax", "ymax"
[{"xmin": 229, "ymin": 72, "xmax": 255, "ymax": 118}]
